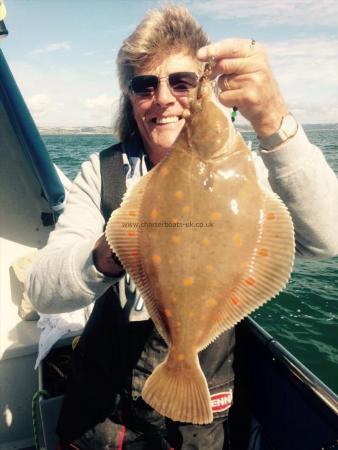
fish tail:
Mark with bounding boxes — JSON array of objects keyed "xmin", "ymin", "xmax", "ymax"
[{"xmin": 142, "ymin": 353, "xmax": 212, "ymax": 424}]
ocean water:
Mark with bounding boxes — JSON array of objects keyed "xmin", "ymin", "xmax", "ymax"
[{"xmin": 42, "ymin": 129, "xmax": 338, "ymax": 393}]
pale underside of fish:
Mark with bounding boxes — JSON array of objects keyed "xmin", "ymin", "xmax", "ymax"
[{"xmin": 105, "ymin": 79, "xmax": 295, "ymax": 425}]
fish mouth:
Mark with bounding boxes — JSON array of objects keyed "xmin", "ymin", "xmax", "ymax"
[{"xmin": 149, "ymin": 115, "xmax": 183, "ymax": 125}]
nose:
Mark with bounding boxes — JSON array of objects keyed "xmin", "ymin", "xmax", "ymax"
[{"xmin": 154, "ymin": 78, "xmax": 176, "ymax": 106}]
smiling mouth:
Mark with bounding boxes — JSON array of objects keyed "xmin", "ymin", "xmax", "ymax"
[{"xmin": 150, "ymin": 116, "xmax": 182, "ymax": 125}]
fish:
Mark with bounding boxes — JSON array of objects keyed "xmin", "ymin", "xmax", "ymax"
[{"xmin": 105, "ymin": 68, "xmax": 295, "ymax": 425}]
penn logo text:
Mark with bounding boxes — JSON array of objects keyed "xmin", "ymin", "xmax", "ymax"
[{"xmin": 210, "ymin": 390, "xmax": 233, "ymax": 413}]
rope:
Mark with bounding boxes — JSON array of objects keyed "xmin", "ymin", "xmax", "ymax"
[
  {"xmin": 32, "ymin": 389, "xmax": 50, "ymax": 450},
  {"xmin": 46, "ymin": 361, "xmax": 67, "ymax": 380},
  {"xmin": 117, "ymin": 425, "xmax": 126, "ymax": 450}
]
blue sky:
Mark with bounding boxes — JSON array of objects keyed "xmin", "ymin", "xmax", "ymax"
[{"xmin": 1, "ymin": 0, "xmax": 338, "ymax": 126}]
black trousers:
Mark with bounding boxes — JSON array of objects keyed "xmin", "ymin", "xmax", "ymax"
[
  {"xmin": 57, "ymin": 294, "xmax": 235, "ymax": 449},
  {"xmin": 64, "ymin": 397, "xmax": 231, "ymax": 449}
]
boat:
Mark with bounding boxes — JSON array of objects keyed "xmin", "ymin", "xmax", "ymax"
[{"xmin": 0, "ymin": 12, "xmax": 337, "ymax": 450}]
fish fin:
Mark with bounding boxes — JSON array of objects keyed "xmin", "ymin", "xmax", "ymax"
[
  {"xmin": 142, "ymin": 353, "xmax": 213, "ymax": 425},
  {"xmin": 201, "ymin": 190, "xmax": 295, "ymax": 349},
  {"xmin": 105, "ymin": 169, "xmax": 169, "ymax": 342}
]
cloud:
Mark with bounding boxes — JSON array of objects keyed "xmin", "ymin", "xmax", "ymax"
[
  {"xmin": 265, "ymin": 38, "xmax": 338, "ymax": 122},
  {"xmin": 218, "ymin": 37, "xmax": 338, "ymax": 124},
  {"xmin": 289, "ymin": 102, "xmax": 338, "ymax": 124},
  {"xmin": 84, "ymin": 94, "xmax": 119, "ymax": 125},
  {"xmin": 27, "ymin": 94, "xmax": 53, "ymax": 116},
  {"xmin": 29, "ymin": 41, "xmax": 71, "ymax": 56},
  {"xmin": 267, "ymin": 38, "xmax": 338, "ymax": 84},
  {"xmin": 85, "ymin": 94, "xmax": 115, "ymax": 112},
  {"xmin": 26, "ymin": 93, "xmax": 64, "ymax": 123},
  {"xmin": 9, "ymin": 60, "xmax": 119, "ymax": 126},
  {"xmin": 190, "ymin": 0, "xmax": 338, "ymax": 27},
  {"xmin": 9, "ymin": 35, "xmax": 337, "ymax": 125}
]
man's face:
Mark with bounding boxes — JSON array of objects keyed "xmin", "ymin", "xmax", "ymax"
[{"xmin": 129, "ymin": 52, "xmax": 200, "ymax": 163}]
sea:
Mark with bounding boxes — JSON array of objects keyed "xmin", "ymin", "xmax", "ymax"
[{"xmin": 42, "ymin": 129, "xmax": 338, "ymax": 394}]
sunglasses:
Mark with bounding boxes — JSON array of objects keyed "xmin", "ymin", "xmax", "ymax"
[{"xmin": 128, "ymin": 71, "xmax": 199, "ymax": 98}]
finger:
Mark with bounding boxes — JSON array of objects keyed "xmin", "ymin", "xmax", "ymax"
[
  {"xmin": 218, "ymin": 89, "xmax": 244, "ymax": 109},
  {"xmin": 218, "ymin": 74, "xmax": 237, "ymax": 92},
  {"xmin": 210, "ymin": 57, "xmax": 259, "ymax": 79},
  {"xmin": 197, "ymin": 38, "xmax": 257, "ymax": 61},
  {"xmin": 218, "ymin": 73, "xmax": 261, "ymax": 92},
  {"xmin": 218, "ymin": 87, "xmax": 261, "ymax": 112}
]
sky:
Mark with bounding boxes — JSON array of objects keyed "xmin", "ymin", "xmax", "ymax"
[{"xmin": 1, "ymin": 0, "xmax": 338, "ymax": 127}]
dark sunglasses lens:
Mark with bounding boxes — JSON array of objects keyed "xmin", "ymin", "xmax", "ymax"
[
  {"xmin": 169, "ymin": 72, "xmax": 198, "ymax": 92},
  {"xmin": 130, "ymin": 72, "xmax": 198, "ymax": 97},
  {"xmin": 131, "ymin": 75, "xmax": 158, "ymax": 96}
]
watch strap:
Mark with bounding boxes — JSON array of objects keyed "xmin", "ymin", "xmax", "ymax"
[{"xmin": 258, "ymin": 113, "xmax": 298, "ymax": 150}]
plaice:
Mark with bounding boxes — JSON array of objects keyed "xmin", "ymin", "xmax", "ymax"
[{"xmin": 105, "ymin": 69, "xmax": 295, "ymax": 424}]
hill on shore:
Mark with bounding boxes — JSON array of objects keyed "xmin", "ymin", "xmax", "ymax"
[
  {"xmin": 39, "ymin": 123, "xmax": 338, "ymax": 135},
  {"xmin": 39, "ymin": 126, "xmax": 113, "ymax": 135}
]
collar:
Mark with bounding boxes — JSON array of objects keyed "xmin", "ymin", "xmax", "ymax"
[{"xmin": 121, "ymin": 134, "xmax": 148, "ymax": 180}]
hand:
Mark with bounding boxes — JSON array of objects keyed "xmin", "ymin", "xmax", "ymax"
[
  {"xmin": 92, "ymin": 234, "xmax": 125, "ymax": 278},
  {"xmin": 197, "ymin": 38, "xmax": 288, "ymax": 138}
]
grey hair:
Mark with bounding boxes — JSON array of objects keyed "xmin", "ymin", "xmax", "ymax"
[{"xmin": 113, "ymin": 5, "xmax": 209, "ymax": 142}]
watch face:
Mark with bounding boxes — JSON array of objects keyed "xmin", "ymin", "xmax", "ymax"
[{"xmin": 284, "ymin": 114, "xmax": 298, "ymax": 133}]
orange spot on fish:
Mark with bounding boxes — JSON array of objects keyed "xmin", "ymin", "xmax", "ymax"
[
  {"xmin": 172, "ymin": 218, "xmax": 178, "ymax": 224},
  {"xmin": 245, "ymin": 277, "xmax": 256, "ymax": 286},
  {"xmin": 182, "ymin": 205, "xmax": 190, "ymax": 213},
  {"xmin": 171, "ymin": 235, "xmax": 181, "ymax": 244},
  {"xmin": 231, "ymin": 296, "xmax": 240, "ymax": 305},
  {"xmin": 127, "ymin": 231, "xmax": 136, "ymax": 237},
  {"xmin": 152, "ymin": 254, "xmax": 161, "ymax": 264},
  {"xmin": 164, "ymin": 308, "xmax": 173, "ymax": 318},
  {"xmin": 211, "ymin": 212, "xmax": 222, "ymax": 220},
  {"xmin": 206, "ymin": 298, "xmax": 217, "ymax": 307},
  {"xmin": 151, "ymin": 209, "xmax": 158, "ymax": 220},
  {"xmin": 128, "ymin": 211, "xmax": 137, "ymax": 217},
  {"xmin": 183, "ymin": 277, "xmax": 194, "ymax": 286},
  {"xmin": 202, "ymin": 238, "xmax": 210, "ymax": 246},
  {"xmin": 177, "ymin": 354, "xmax": 185, "ymax": 361},
  {"xmin": 233, "ymin": 233, "xmax": 242, "ymax": 247},
  {"xmin": 175, "ymin": 191, "xmax": 183, "ymax": 200},
  {"xmin": 267, "ymin": 212, "xmax": 276, "ymax": 220},
  {"xmin": 259, "ymin": 248, "xmax": 269, "ymax": 257},
  {"xmin": 130, "ymin": 250, "xmax": 138, "ymax": 257},
  {"xmin": 160, "ymin": 166, "xmax": 169, "ymax": 176},
  {"xmin": 206, "ymin": 264, "xmax": 214, "ymax": 272}
]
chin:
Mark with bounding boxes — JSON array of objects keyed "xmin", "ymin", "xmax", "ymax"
[
  {"xmin": 150, "ymin": 140, "xmax": 176, "ymax": 156},
  {"xmin": 149, "ymin": 123, "xmax": 185, "ymax": 151}
]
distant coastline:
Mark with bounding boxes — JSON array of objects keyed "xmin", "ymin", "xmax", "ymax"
[
  {"xmin": 39, "ymin": 126, "xmax": 114, "ymax": 136},
  {"xmin": 39, "ymin": 123, "xmax": 338, "ymax": 136}
]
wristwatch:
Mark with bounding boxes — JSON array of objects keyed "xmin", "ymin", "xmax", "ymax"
[{"xmin": 258, "ymin": 113, "xmax": 298, "ymax": 150}]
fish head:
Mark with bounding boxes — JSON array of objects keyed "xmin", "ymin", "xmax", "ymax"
[{"xmin": 180, "ymin": 77, "xmax": 231, "ymax": 160}]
